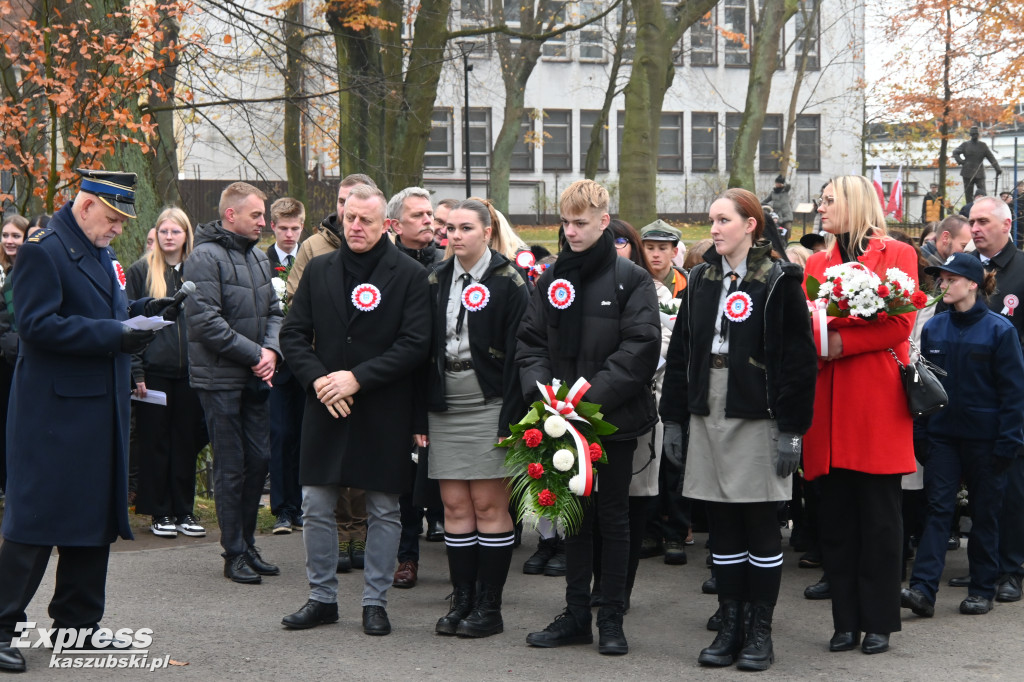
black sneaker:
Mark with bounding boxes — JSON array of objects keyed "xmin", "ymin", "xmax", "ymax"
[
  {"xmin": 596, "ymin": 607, "xmax": 628, "ymax": 655},
  {"xmin": 523, "ymin": 537, "xmax": 558, "ymax": 575},
  {"xmin": 273, "ymin": 514, "xmax": 292, "ymax": 535},
  {"xmin": 151, "ymin": 516, "xmax": 177, "ymax": 538},
  {"xmin": 664, "ymin": 540, "xmax": 688, "ymax": 565},
  {"xmin": 175, "ymin": 514, "xmax": 206, "ymax": 537},
  {"xmin": 526, "ymin": 609, "xmax": 593, "ymax": 648}
]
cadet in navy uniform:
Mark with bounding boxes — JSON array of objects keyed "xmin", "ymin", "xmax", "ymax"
[{"xmin": 0, "ymin": 170, "xmax": 176, "ymax": 674}]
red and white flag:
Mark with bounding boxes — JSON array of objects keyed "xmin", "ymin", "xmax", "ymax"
[
  {"xmin": 886, "ymin": 166, "xmax": 903, "ymax": 221},
  {"xmin": 872, "ymin": 165, "xmax": 886, "ymax": 209}
]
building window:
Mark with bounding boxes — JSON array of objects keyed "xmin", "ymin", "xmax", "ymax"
[
  {"xmin": 579, "ymin": 110, "xmax": 609, "ymax": 172},
  {"xmin": 723, "ymin": 0, "xmax": 749, "ymax": 66},
  {"xmin": 690, "ymin": 8, "xmax": 717, "ymax": 66},
  {"xmin": 793, "ymin": 0, "xmax": 820, "ymax": 70},
  {"xmin": 465, "ymin": 107, "xmax": 491, "ymax": 169},
  {"xmin": 424, "ymin": 108, "xmax": 453, "ymax": 170},
  {"xmin": 459, "ymin": 0, "xmax": 490, "ymax": 54},
  {"xmin": 795, "ymin": 114, "xmax": 820, "ymax": 172},
  {"xmin": 759, "ymin": 113, "xmax": 782, "ymax": 172},
  {"xmin": 691, "ymin": 112, "xmax": 718, "ymax": 172},
  {"xmin": 579, "ymin": 1, "xmax": 605, "ymax": 61},
  {"xmin": 543, "ymin": 110, "xmax": 572, "ymax": 171},
  {"xmin": 511, "ymin": 111, "xmax": 535, "ymax": 172},
  {"xmin": 725, "ymin": 112, "xmax": 743, "ymax": 171},
  {"xmin": 659, "ymin": 113, "xmax": 684, "ymax": 173},
  {"xmin": 542, "ymin": 5, "xmax": 568, "ymax": 58}
]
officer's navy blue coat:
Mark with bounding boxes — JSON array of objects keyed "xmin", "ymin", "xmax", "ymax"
[{"xmin": 3, "ymin": 202, "xmax": 148, "ymax": 546}]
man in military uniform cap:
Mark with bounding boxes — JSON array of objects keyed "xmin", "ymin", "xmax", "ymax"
[{"xmin": 0, "ymin": 169, "xmax": 178, "ymax": 673}]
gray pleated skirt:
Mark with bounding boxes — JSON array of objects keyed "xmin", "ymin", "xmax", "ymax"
[
  {"xmin": 428, "ymin": 368, "xmax": 508, "ymax": 480},
  {"xmin": 682, "ymin": 367, "xmax": 790, "ymax": 503}
]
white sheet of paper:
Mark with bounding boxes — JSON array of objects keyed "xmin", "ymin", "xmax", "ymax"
[
  {"xmin": 131, "ymin": 389, "xmax": 167, "ymax": 406},
  {"xmin": 123, "ymin": 315, "xmax": 175, "ymax": 331}
]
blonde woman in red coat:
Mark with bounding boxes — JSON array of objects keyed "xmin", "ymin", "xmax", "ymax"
[{"xmin": 802, "ymin": 176, "xmax": 918, "ymax": 656}]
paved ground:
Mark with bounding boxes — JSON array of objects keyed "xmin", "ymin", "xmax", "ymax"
[{"xmin": 3, "ymin": 528, "xmax": 1019, "ymax": 680}]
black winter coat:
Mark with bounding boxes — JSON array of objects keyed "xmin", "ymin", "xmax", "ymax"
[
  {"xmin": 517, "ymin": 255, "xmax": 660, "ymax": 440},
  {"xmin": 280, "ymin": 239, "xmax": 430, "ymax": 494},
  {"xmin": 426, "ymin": 249, "xmax": 529, "ymax": 437},
  {"xmin": 659, "ymin": 242, "xmax": 816, "ymax": 434},
  {"xmin": 125, "ymin": 257, "xmax": 189, "ymax": 381}
]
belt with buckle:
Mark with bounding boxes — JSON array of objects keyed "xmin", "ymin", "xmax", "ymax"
[
  {"xmin": 710, "ymin": 354, "xmax": 728, "ymax": 369},
  {"xmin": 446, "ymin": 359, "xmax": 474, "ymax": 372}
]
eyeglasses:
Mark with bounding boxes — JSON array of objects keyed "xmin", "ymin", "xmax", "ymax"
[
  {"xmin": 158, "ymin": 229, "xmax": 185, "ymax": 237},
  {"xmin": 819, "ymin": 196, "xmax": 835, "ymax": 206},
  {"xmin": 614, "ymin": 237, "xmax": 629, "ymax": 248}
]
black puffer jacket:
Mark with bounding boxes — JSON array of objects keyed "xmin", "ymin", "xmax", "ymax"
[
  {"xmin": 183, "ymin": 221, "xmax": 283, "ymax": 390},
  {"xmin": 426, "ymin": 250, "xmax": 529, "ymax": 436},
  {"xmin": 125, "ymin": 257, "xmax": 189, "ymax": 381},
  {"xmin": 516, "ymin": 255, "xmax": 660, "ymax": 440},
  {"xmin": 395, "ymin": 237, "xmax": 443, "ymax": 269}
]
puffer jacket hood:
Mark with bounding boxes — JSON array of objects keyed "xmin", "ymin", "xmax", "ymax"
[
  {"xmin": 194, "ymin": 220, "xmax": 261, "ymax": 253},
  {"xmin": 319, "ymin": 214, "xmax": 343, "ymax": 248}
]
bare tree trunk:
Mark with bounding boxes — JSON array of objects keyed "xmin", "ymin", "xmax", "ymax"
[
  {"xmin": 779, "ymin": 0, "xmax": 819, "ymax": 176},
  {"xmin": 283, "ymin": 1, "xmax": 309, "ymax": 228},
  {"xmin": 584, "ymin": 12, "xmax": 629, "ymax": 180}
]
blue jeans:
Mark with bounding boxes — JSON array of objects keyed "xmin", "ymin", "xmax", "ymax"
[{"xmin": 911, "ymin": 437, "xmax": 1008, "ymax": 601}]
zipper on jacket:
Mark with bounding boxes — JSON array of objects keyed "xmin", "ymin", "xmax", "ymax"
[{"xmin": 762, "ymin": 265, "xmax": 785, "ymax": 420}]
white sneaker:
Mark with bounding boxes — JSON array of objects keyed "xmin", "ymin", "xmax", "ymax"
[
  {"xmin": 151, "ymin": 516, "xmax": 178, "ymax": 537},
  {"xmin": 175, "ymin": 514, "xmax": 206, "ymax": 537}
]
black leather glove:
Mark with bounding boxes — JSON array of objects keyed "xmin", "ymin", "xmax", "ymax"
[
  {"xmin": 121, "ymin": 328, "xmax": 156, "ymax": 354},
  {"xmin": 143, "ymin": 297, "xmax": 176, "ymax": 318},
  {"xmin": 662, "ymin": 421, "xmax": 685, "ymax": 471},
  {"xmin": 776, "ymin": 433, "xmax": 802, "ymax": 478},
  {"xmin": 994, "ymin": 456, "xmax": 1014, "ymax": 475}
]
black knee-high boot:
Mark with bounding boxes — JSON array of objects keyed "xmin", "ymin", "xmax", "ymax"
[
  {"xmin": 457, "ymin": 530, "xmax": 514, "ymax": 638},
  {"xmin": 436, "ymin": 532, "xmax": 478, "ymax": 635}
]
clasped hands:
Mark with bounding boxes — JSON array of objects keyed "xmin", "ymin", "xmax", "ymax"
[
  {"xmin": 314, "ymin": 370, "xmax": 360, "ymax": 418},
  {"xmin": 251, "ymin": 348, "xmax": 277, "ymax": 387}
]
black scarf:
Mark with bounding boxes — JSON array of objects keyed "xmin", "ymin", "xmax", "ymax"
[
  {"xmin": 548, "ymin": 228, "xmax": 617, "ymax": 358},
  {"xmin": 340, "ymin": 235, "xmax": 389, "ymax": 308},
  {"xmin": 835, "ymin": 231, "xmax": 872, "ymax": 263}
]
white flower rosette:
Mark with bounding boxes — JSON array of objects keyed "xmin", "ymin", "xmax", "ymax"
[
  {"xmin": 552, "ymin": 449, "xmax": 575, "ymax": 472},
  {"xmin": 271, "ymin": 277, "xmax": 286, "ymax": 300},
  {"xmin": 544, "ymin": 414, "xmax": 568, "ymax": 438}
]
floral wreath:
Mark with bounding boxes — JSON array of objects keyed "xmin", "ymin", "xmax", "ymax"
[
  {"xmin": 462, "ymin": 282, "xmax": 490, "ymax": 312},
  {"xmin": 112, "ymin": 260, "xmax": 126, "ymax": 290},
  {"xmin": 351, "ymin": 283, "xmax": 382, "ymax": 312},
  {"xmin": 724, "ymin": 291, "xmax": 753, "ymax": 323},
  {"xmin": 547, "ymin": 279, "xmax": 575, "ymax": 310}
]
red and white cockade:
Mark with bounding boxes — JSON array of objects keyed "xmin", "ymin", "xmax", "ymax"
[
  {"xmin": 462, "ymin": 282, "xmax": 490, "ymax": 312},
  {"xmin": 351, "ymin": 283, "xmax": 382, "ymax": 312},
  {"xmin": 724, "ymin": 291, "xmax": 753, "ymax": 323},
  {"xmin": 547, "ymin": 279, "xmax": 575, "ymax": 310}
]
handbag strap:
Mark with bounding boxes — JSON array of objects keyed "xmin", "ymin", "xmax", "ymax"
[{"xmin": 887, "ymin": 346, "xmax": 906, "ymax": 370}]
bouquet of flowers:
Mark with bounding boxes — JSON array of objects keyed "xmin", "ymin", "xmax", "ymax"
[
  {"xmin": 272, "ymin": 264, "xmax": 291, "ymax": 314},
  {"xmin": 501, "ymin": 378, "xmax": 616, "ymax": 535},
  {"xmin": 659, "ymin": 299, "xmax": 680, "ymax": 329}
]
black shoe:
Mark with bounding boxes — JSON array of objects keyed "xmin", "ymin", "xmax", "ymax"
[
  {"xmin": 543, "ymin": 539, "xmax": 567, "ymax": 577},
  {"xmin": 804, "ymin": 577, "xmax": 831, "ymax": 600},
  {"xmin": 900, "ymin": 587, "xmax": 935, "ymax": 617},
  {"xmin": 457, "ymin": 584, "xmax": 504, "ymax": 638},
  {"xmin": 997, "ymin": 574, "xmax": 1023, "ymax": 602},
  {"xmin": 947, "ymin": 534, "xmax": 961, "ymax": 551},
  {"xmin": 337, "ymin": 541, "xmax": 352, "ymax": 573},
  {"xmin": 362, "ymin": 605, "xmax": 391, "ymax": 636},
  {"xmin": 523, "ymin": 537, "xmax": 558, "ymax": 575},
  {"xmin": 829, "ymin": 631, "xmax": 860, "ymax": 652},
  {"xmin": 436, "ymin": 585, "xmax": 474, "ymax": 635},
  {"xmin": 526, "ymin": 608, "xmax": 593, "ymax": 648},
  {"xmin": 639, "ymin": 536, "xmax": 663, "ymax": 559},
  {"xmin": 959, "ymin": 595, "xmax": 993, "ymax": 614},
  {"xmin": 799, "ymin": 549, "xmax": 822, "ymax": 568},
  {"xmin": 861, "ymin": 632, "xmax": 889, "ymax": 654},
  {"xmin": 224, "ymin": 554, "xmax": 261, "ymax": 584},
  {"xmin": 351, "ymin": 540, "xmax": 366, "ymax": 570},
  {"xmin": 663, "ymin": 540, "xmax": 688, "ymax": 565},
  {"xmin": 706, "ymin": 606, "xmax": 722, "ymax": 631},
  {"xmin": 698, "ymin": 600, "xmax": 744, "ymax": 666},
  {"xmin": 596, "ymin": 607, "xmax": 628, "ymax": 655},
  {"xmin": 273, "ymin": 514, "xmax": 293, "ymax": 535},
  {"xmin": 948, "ymin": 575, "xmax": 970, "ymax": 587},
  {"xmin": 426, "ymin": 521, "xmax": 445, "ymax": 542},
  {"xmin": 702, "ymin": 575, "xmax": 718, "ymax": 595},
  {"xmin": 282, "ymin": 600, "xmax": 339, "ymax": 629},
  {"xmin": 736, "ymin": 602, "xmax": 775, "ymax": 671},
  {"xmin": 0, "ymin": 643, "xmax": 26, "ymax": 673},
  {"xmin": 245, "ymin": 546, "xmax": 280, "ymax": 576}
]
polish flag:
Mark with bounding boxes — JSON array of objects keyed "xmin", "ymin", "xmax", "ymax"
[
  {"xmin": 886, "ymin": 166, "xmax": 903, "ymax": 221},
  {"xmin": 872, "ymin": 165, "xmax": 886, "ymax": 209}
]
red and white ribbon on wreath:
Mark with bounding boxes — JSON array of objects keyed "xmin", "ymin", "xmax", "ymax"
[
  {"xmin": 351, "ymin": 283, "xmax": 382, "ymax": 312},
  {"xmin": 547, "ymin": 278, "xmax": 575, "ymax": 310},
  {"xmin": 112, "ymin": 260, "xmax": 126, "ymax": 290},
  {"xmin": 462, "ymin": 282, "xmax": 490, "ymax": 312},
  {"xmin": 536, "ymin": 377, "xmax": 595, "ymax": 497},
  {"xmin": 808, "ymin": 300, "xmax": 829, "ymax": 358},
  {"xmin": 724, "ymin": 291, "xmax": 753, "ymax": 323},
  {"xmin": 1002, "ymin": 294, "xmax": 1019, "ymax": 317}
]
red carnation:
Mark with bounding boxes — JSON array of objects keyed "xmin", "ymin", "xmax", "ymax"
[
  {"xmin": 910, "ymin": 290, "xmax": 928, "ymax": 309},
  {"xmin": 589, "ymin": 442, "xmax": 603, "ymax": 462},
  {"xmin": 528, "ymin": 463, "xmax": 544, "ymax": 479},
  {"xmin": 877, "ymin": 284, "xmax": 890, "ymax": 297},
  {"xmin": 538, "ymin": 489, "xmax": 556, "ymax": 507},
  {"xmin": 832, "ymin": 283, "xmax": 844, "ymax": 298},
  {"xmin": 837, "ymin": 299, "xmax": 850, "ymax": 310},
  {"xmin": 523, "ymin": 429, "xmax": 543, "ymax": 448},
  {"xmin": 275, "ymin": 266, "xmax": 287, "ymax": 273},
  {"xmin": 892, "ymin": 281, "xmax": 902, "ymax": 291}
]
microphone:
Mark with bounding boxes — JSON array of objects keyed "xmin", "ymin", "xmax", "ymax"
[{"xmin": 164, "ymin": 280, "xmax": 196, "ymax": 320}]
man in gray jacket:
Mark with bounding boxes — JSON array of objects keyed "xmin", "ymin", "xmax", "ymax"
[{"xmin": 184, "ymin": 182, "xmax": 284, "ymax": 584}]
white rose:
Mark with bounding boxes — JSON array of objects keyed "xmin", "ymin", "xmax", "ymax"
[
  {"xmin": 544, "ymin": 415, "xmax": 568, "ymax": 439},
  {"xmin": 271, "ymin": 277, "xmax": 286, "ymax": 299},
  {"xmin": 568, "ymin": 474, "xmax": 585, "ymax": 495},
  {"xmin": 552, "ymin": 449, "xmax": 575, "ymax": 471}
]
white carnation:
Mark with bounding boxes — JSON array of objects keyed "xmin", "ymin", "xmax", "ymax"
[
  {"xmin": 271, "ymin": 277, "xmax": 286, "ymax": 299},
  {"xmin": 568, "ymin": 474, "xmax": 586, "ymax": 495},
  {"xmin": 552, "ymin": 449, "xmax": 575, "ymax": 471},
  {"xmin": 544, "ymin": 415, "xmax": 568, "ymax": 439}
]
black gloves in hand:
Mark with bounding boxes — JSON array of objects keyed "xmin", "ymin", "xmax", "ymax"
[
  {"xmin": 121, "ymin": 328, "xmax": 156, "ymax": 354},
  {"xmin": 776, "ymin": 433, "xmax": 802, "ymax": 478},
  {"xmin": 143, "ymin": 297, "xmax": 176, "ymax": 319},
  {"xmin": 662, "ymin": 421, "xmax": 685, "ymax": 470}
]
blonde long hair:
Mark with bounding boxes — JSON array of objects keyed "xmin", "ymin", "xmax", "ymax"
[
  {"xmin": 823, "ymin": 175, "xmax": 888, "ymax": 256},
  {"xmin": 145, "ymin": 207, "xmax": 194, "ymax": 298}
]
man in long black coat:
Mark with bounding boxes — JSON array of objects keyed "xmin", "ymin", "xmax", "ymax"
[
  {"xmin": 279, "ymin": 184, "xmax": 430, "ymax": 636},
  {"xmin": 0, "ymin": 170, "xmax": 173, "ymax": 673}
]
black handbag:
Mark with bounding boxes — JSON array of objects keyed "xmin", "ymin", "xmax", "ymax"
[{"xmin": 889, "ymin": 340, "xmax": 948, "ymax": 417}]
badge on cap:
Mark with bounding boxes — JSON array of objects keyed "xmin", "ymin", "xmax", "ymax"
[
  {"xmin": 351, "ymin": 283, "xmax": 382, "ymax": 312},
  {"xmin": 548, "ymin": 279, "xmax": 575, "ymax": 310},
  {"xmin": 1002, "ymin": 294, "xmax": 1018, "ymax": 317},
  {"xmin": 724, "ymin": 291, "xmax": 753, "ymax": 323},
  {"xmin": 462, "ymin": 283, "xmax": 490, "ymax": 312}
]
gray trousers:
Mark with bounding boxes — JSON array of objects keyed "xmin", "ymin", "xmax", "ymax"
[{"xmin": 302, "ymin": 485, "xmax": 400, "ymax": 607}]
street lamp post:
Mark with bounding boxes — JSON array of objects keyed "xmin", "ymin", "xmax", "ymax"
[{"xmin": 458, "ymin": 41, "xmax": 474, "ymax": 198}]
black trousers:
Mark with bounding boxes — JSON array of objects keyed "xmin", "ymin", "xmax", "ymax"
[
  {"xmin": 644, "ymin": 454, "xmax": 691, "ymax": 543},
  {"xmin": 819, "ymin": 469, "xmax": 903, "ymax": 634},
  {"xmin": 0, "ymin": 540, "xmax": 109, "ymax": 643},
  {"xmin": 134, "ymin": 375, "xmax": 207, "ymax": 518},
  {"xmin": 1000, "ymin": 457, "xmax": 1024, "ymax": 578},
  {"xmin": 564, "ymin": 438, "xmax": 636, "ymax": 612}
]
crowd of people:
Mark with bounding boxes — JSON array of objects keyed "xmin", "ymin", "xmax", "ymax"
[{"xmin": 0, "ymin": 169, "xmax": 1022, "ymax": 675}]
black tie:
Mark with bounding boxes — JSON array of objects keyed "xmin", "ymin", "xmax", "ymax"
[
  {"xmin": 455, "ymin": 273, "xmax": 472, "ymax": 335},
  {"xmin": 720, "ymin": 272, "xmax": 739, "ymax": 342},
  {"xmin": 286, "ymin": 254, "xmax": 294, "ymax": 267}
]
